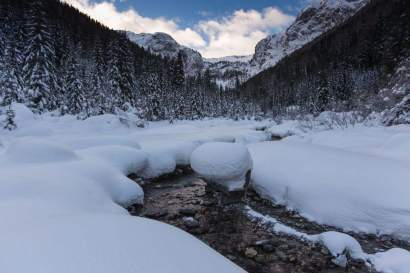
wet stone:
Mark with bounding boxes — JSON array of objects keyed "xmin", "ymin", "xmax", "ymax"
[
  {"xmin": 245, "ymin": 247, "xmax": 258, "ymax": 258},
  {"xmin": 145, "ymin": 209, "xmax": 168, "ymax": 219},
  {"xmin": 179, "ymin": 208, "xmax": 197, "ymax": 216},
  {"xmin": 183, "ymin": 217, "xmax": 200, "ymax": 228},
  {"xmin": 261, "ymin": 243, "xmax": 275, "ymax": 253}
]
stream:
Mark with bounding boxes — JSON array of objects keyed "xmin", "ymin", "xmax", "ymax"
[{"xmin": 128, "ymin": 169, "xmax": 410, "ymax": 273}]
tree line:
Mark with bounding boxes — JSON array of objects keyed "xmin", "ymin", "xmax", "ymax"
[{"xmin": 0, "ymin": 0, "xmax": 261, "ymax": 130}]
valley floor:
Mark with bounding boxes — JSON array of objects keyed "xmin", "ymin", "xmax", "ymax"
[{"xmin": 0, "ymin": 104, "xmax": 409, "ymax": 273}]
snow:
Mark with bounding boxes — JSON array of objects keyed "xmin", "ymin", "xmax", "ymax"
[
  {"xmin": 370, "ymin": 248, "xmax": 410, "ymax": 273},
  {"xmin": 204, "ymin": 55, "xmax": 253, "ymax": 64},
  {"xmin": 79, "ymin": 145, "xmax": 148, "ymax": 175},
  {"xmin": 1, "ymin": 215, "xmax": 245, "ymax": 273},
  {"xmin": 2, "ymin": 104, "xmax": 410, "ymax": 273},
  {"xmin": 249, "ymin": 139, "xmax": 410, "ymax": 239},
  {"xmin": 5, "ymin": 139, "xmax": 78, "ymax": 164},
  {"xmin": 191, "ymin": 142, "xmax": 253, "ymax": 191},
  {"xmin": 311, "ymin": 231, "xmax": 365, "ymax": 260},
  {"xmin": 0, "ymin": 104, "xmax": 267, "ymax": 273}
]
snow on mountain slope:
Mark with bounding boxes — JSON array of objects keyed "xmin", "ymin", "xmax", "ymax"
[
  {"xmin": 205, "ymin": 55, "xmax": 252, "ymax": 64},
  {"xmin": 126, "ymin": 32, "xmax": 204, "ymax": 77},
  {"xmin": 204, "ymin": 57, "xmax": 251, "ymax": 89},
  {"xmin": 126, "ymin": 0, "xmax": 369, "ymax": 87},
  {"xmin": 250, "ymin": 0, "xmax": 369, "ymax": 74}
]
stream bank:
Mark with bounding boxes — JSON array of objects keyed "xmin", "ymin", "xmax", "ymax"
[{"xmin": 128, "ymin": 169, "xmax": 410, "ymax": 273}]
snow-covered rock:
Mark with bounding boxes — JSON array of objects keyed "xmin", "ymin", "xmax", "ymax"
[
  {"xmin": 369, "ymin": 248, "xmax": 410, "ymax": 273},
  {"xmin": 311, "ymin": 231, "xmax": 365, "ymax": 261},
  {"xmin": 190, "ymin": 142, "xmax": 253, "ymax": 191}
]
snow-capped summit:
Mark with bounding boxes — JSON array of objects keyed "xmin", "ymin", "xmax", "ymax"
[
  {"xmin": 126, "ymin": 31, "xmax": 204, "ymax": 77},
  {"xmin": 250, "ymin": 0, "xmax": 369, "ymax": 74}
]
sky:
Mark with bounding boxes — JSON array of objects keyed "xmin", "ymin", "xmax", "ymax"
[{"xmin": 62, "ymin": 0, "xmax": 309, "ymax": 58}]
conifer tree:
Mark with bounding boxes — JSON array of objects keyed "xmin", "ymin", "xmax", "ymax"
[
  {"xmin": 22, "ymin": 0, "xmax": 58, "ymax": 112},
  {"xmin": 65, "ymin": 48, "xmax": 88, "ymax": 117}
]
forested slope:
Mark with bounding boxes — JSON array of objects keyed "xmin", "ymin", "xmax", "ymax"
[
  {"xmin": 240, "ymin": 0, "xmax": 410, "ymax": 120},
  {"xmin": 0, "ymin": 0, "xmax": 249, "ymax": 121}
]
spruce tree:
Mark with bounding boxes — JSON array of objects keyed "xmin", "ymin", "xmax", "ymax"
[
  {"xmin": 22, "ymin": 0, "xmax": 58, "ymax": 112},
  {"xmin": 65, "ymin": 49, "xmax": 87, "ymax": 117},
  {"xmin": 3, "ymin": 106, "xmax": 17, "ymax": 131},
  {"xmin": 173, "ymin": 52, "xmax": 185, "ymax": 88}
]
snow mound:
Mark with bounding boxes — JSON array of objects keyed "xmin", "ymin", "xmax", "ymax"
[
  {"xmin": 79, "ymin": 145, "xmax": 148, "ymax": 175},
  {"xmin": 6, "ymin": 139, "xmax": 78, "ymax": 164},
  {"xmin": 311, "ymin": 231, "xmax": 365, "ymax": 260},
  {"xmin": 12, "ymin": 103, "xmax": 36, "ymax": 123},
  {"xmin": 191, "ymin": 142, "xmax": 253, "ymax": 191},
  {"xmin": 370, "ymin": 248, "xmax": 410, "ymax": 273}
]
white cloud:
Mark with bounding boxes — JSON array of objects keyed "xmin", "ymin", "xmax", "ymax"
[
  {"xmin": 197, "ymin": 8, "xmax": 294, "ymax": 57},
  {"xmin": 61, "ymin": 0, "xmax": 206, "ymax": 48},
  {"xmin": 61, "ymin": 0, "xmax": 294, "ymax": 58}
]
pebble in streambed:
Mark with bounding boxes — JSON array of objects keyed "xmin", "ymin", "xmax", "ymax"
[{"xmin": 127, "ymin": 171, "xmax": 384, "ymax": 273}]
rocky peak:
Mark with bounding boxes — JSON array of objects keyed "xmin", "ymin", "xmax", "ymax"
[
  {"xmin": 250, "ymin": 0, "xmax": 369, "ymax": 74},
  {"xmin": 126, "ymin": 31, "xmax": 204, "ymax": 77}
]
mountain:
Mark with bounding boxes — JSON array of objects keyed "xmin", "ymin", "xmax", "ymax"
[
  {"xmin": 239, "ymin": 0, "xmax": 410, "ymax": 118},
  {"xmin": 126, "ymin": 0, "xmax": 369, "ymax": 89},
  {"xmin": 250, "ymin": 0, "xmax": 369, "ymax": 74},
  {"xmin": 126, "ymin": 32, "xmax": 250, "ymax": 88},
  {"xmin": 203, "ymin": 56, "xmax": 252, "ymax": 89},
  {"xmin": 126, "ymin": 32, "xmax": 204, "ymax": 77}
]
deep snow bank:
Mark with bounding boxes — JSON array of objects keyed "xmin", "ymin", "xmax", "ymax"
[
  {"xmin": 249, "ymin": 138, "xmax": 410, "ymax": 240},
  {"xmin": 1, "ymin": 215, "xmax": 245, "ymax": 273}
]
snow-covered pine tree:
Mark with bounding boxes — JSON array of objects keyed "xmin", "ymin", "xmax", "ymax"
[
  {"xmin": 106, "ymin": 39, "xmax": 125, "ymax": 113},
  {"xmin": 3, "ymin": 106, "xmax": 17, "ymax": 131},
  {"xmin": 1, "ymin": 77, "xmax": 18, "ymax": 131},
  {"xmin": 88, "ymin": 37, "xmax": 108, "ymax": 115},
  {"xmin": 22, "ymin": 0, "xmax": 58, "ymax": 113},
  {"xmin": 173, "ymin": 51, "xmax": 185, "ymax": 89},
  {"xmin": 64, "ymin": 46, "xmax": 88, "ymax": 117},
  {"xmin": 0, "ymin": 38, "xmax": 22, "ymax": 109},
  {"xmin": 116, "ymin": 34, "xmax": 136, "ymax": 109}
]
